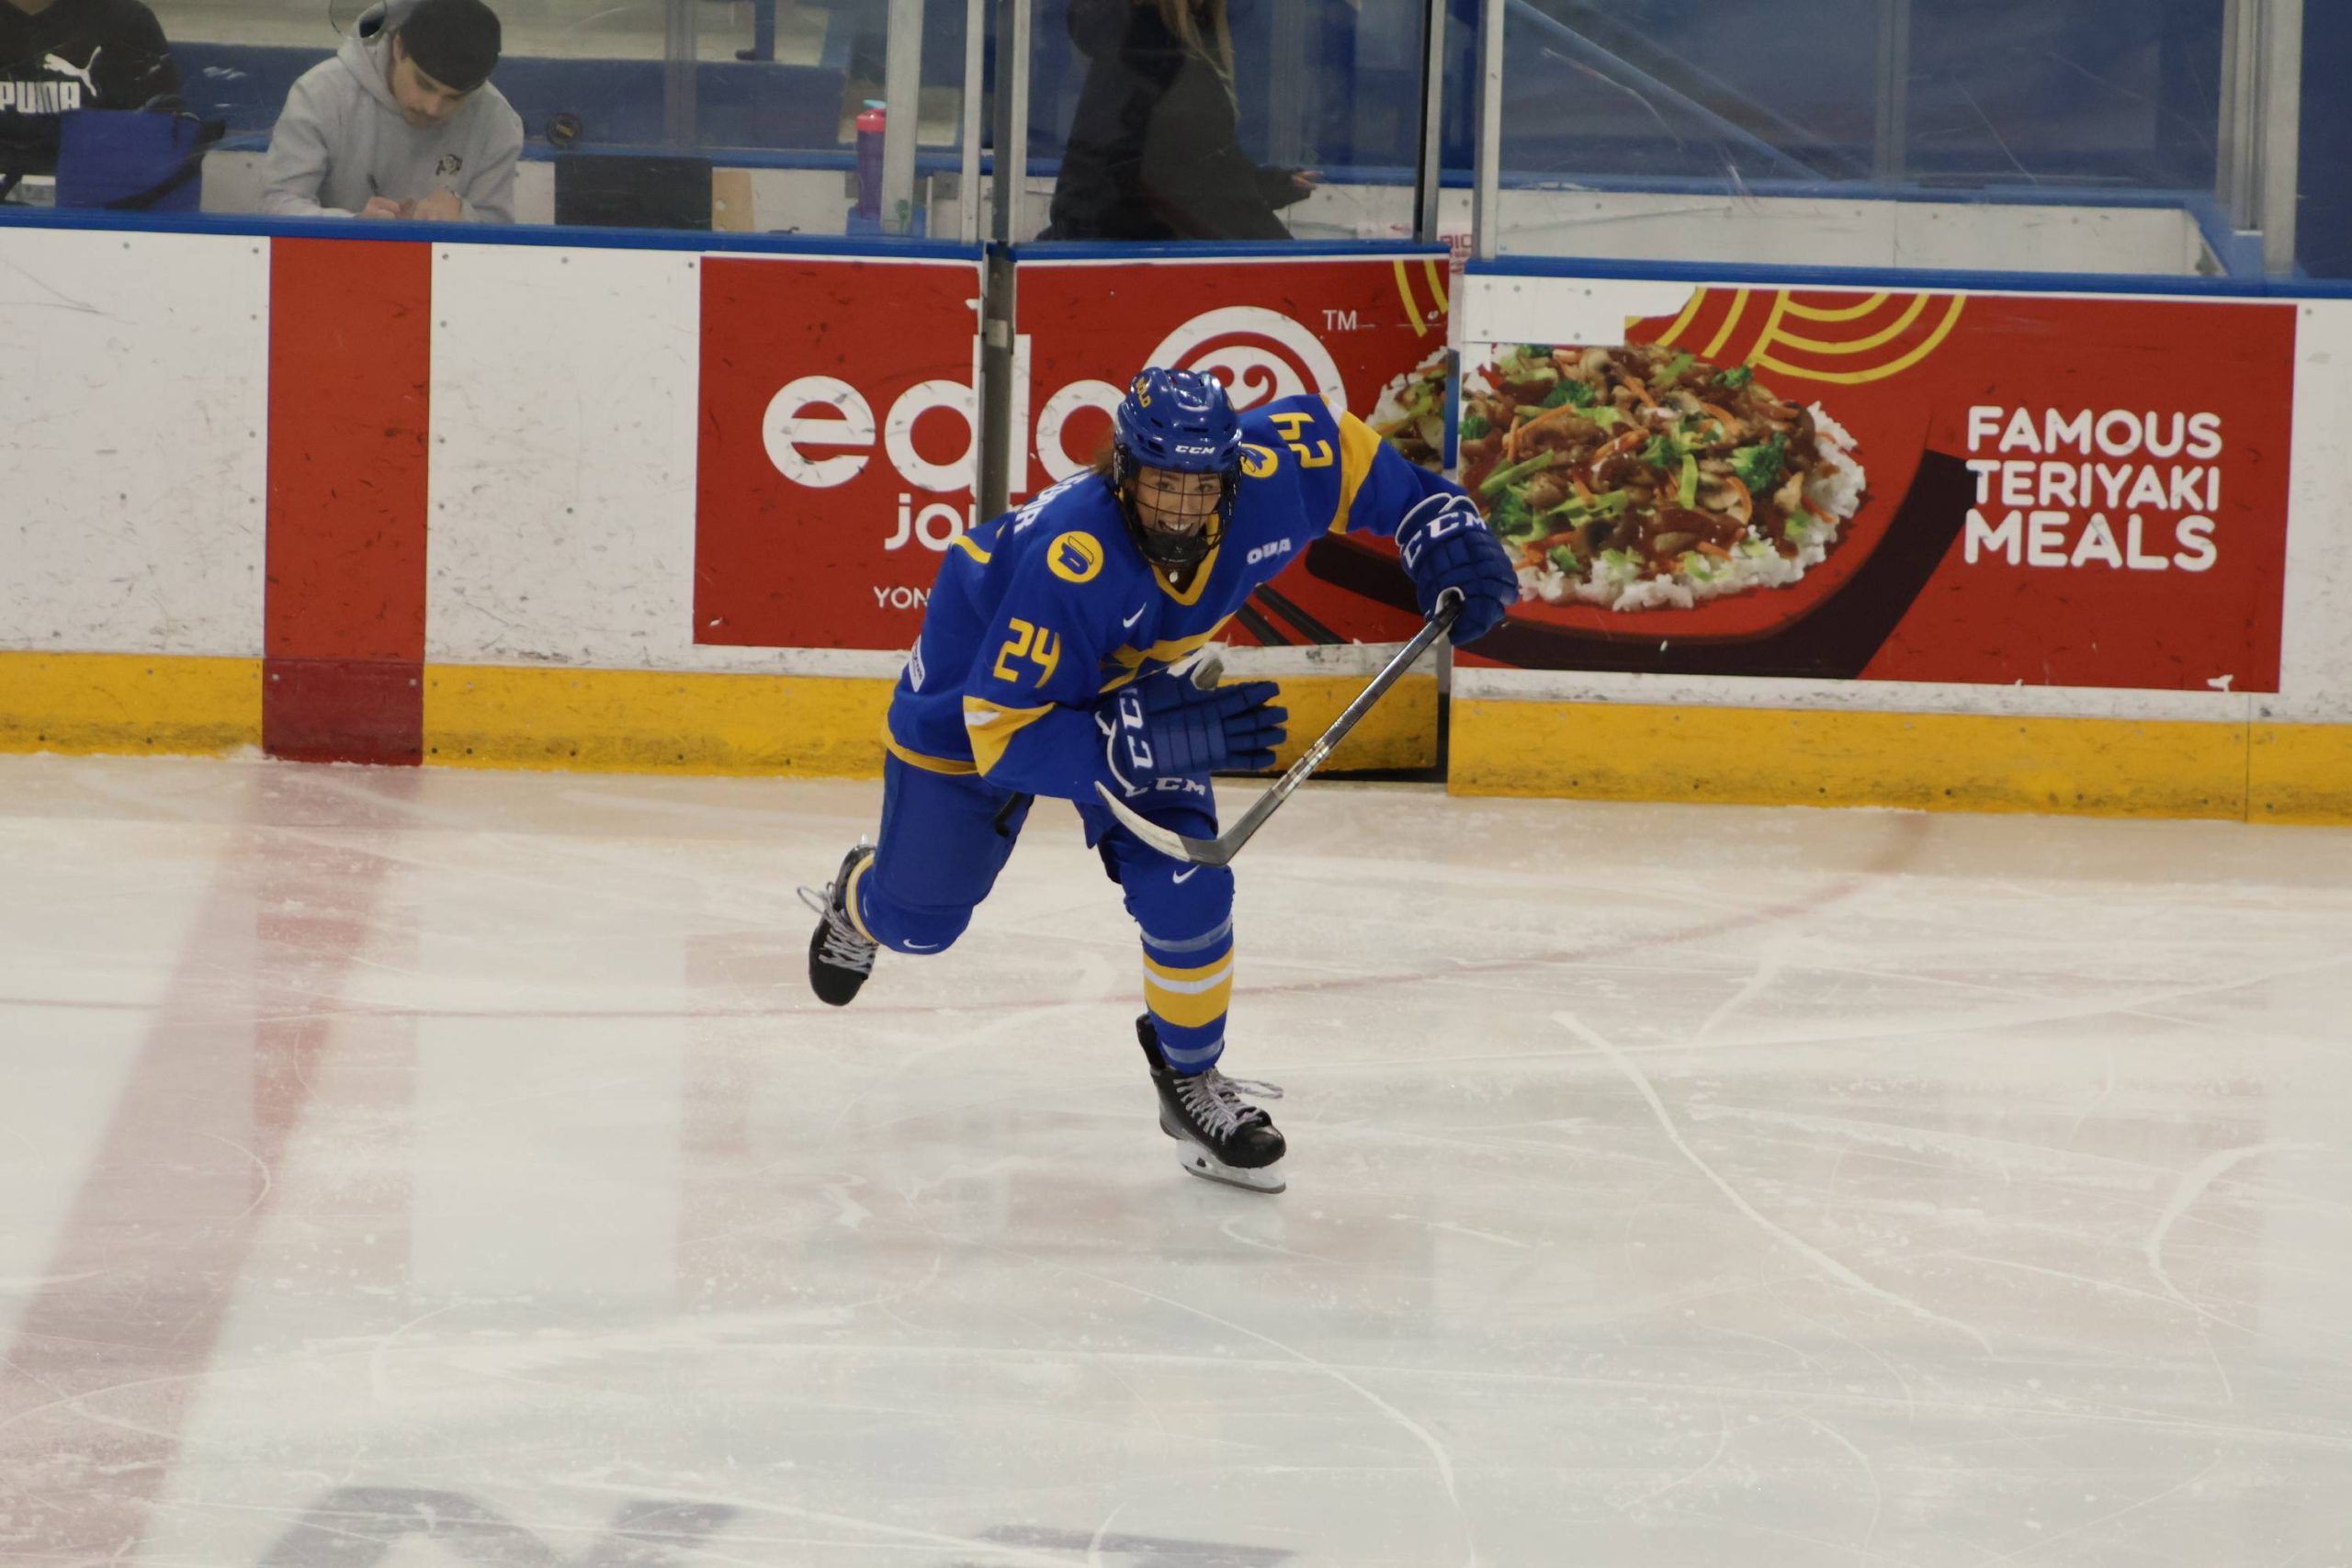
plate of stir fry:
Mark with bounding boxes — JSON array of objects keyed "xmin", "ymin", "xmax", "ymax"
[{"xmin": 1457, "ymin": 344, "xmax": 1871, "ymax": 635}]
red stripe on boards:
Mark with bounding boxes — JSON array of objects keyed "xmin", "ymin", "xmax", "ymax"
[{"xmin": 265, "ymin": 237, "xmax": 432, "ymax": 765}]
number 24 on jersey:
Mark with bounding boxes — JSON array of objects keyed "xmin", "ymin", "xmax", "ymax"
[{"xmin": 993, "ymin": 619, "xmax": 1061, "ymax": 687}]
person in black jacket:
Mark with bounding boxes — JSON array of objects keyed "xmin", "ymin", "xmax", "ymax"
[
  {"xmin": 1043, "ymin": 0, "xmax": 1316, "ymax": 242},
  {"xmin": 0, "ymin": 0, "xmax": 178, "ymax": 182}
]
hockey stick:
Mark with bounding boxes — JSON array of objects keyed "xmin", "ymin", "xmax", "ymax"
[{"xmin": 1092, "ymin": 589, "xmax": 1463, "ymax": 868}]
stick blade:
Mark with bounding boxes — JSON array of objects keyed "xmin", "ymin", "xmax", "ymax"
[{"xmin": 1091, "ymin": 784, "xmax": 1232, "ymax": 866}]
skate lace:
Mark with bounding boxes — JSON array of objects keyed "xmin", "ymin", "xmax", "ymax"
[
  {"xmin": 1177, "ymin": 1068, "xmax": 1283, "ymax": 1137},
  {"xmin": 797, "ymin": 881, "xmax": 877, "ymax": 973}
]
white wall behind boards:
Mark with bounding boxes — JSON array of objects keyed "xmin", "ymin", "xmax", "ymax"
[
  {"xmin": 0, "ymin": 227, "xmax": 268, "ymax": 657},
  {"xmin": 2275, "ymin": 300, "xmax": 2352, "ymax": 727},
  {"xmin": 424, "ymin": 243, "xmax": 917, "ymax": 681},
  {"xmin": 424, "ymin": 243, "xmax": 712, "ymax": 670}
]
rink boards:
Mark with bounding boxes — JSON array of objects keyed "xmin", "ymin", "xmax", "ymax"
[{"xmin": 1, "ymin": 220, "xmax": 2347, "ymax": 817}]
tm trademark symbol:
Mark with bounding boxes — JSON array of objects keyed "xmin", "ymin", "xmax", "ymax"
[{"xmin": 1321, "ymin": 309, "xmax": 1360, "ymax": 332}]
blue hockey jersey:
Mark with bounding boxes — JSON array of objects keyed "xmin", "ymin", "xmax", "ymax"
[{"xmin": 883, "ymin": 394, "xmax": 1462, "ymax": 802}]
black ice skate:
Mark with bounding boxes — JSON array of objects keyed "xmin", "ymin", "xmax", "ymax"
[
  {"xmin": 798, "ymin": 843, "xmax": 877, "ymax": 1007},
  {"xmin": 1136, "ymin": 1014, "xmax": 1287, "ymax": 1193}
]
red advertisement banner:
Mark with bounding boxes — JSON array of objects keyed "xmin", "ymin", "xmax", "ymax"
[
  {"xmin": 695, "ymin": 251, "xmax": 1453, "ymax": 653},
  {"xmin": 695, "ymin": 255, "xmax": 985, "ymax": 651},
  {"xmin": 1456, "ymin": 288, "xmax": 2297, "ymax": 692},
  {"xmin": 1015, "ymin": 254, "xmax": 1452, "ymax": 649}
]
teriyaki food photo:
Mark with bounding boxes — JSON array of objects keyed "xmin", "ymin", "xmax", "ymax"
[{"xmin": 1460, "ymin": 344, "xmax": 1866, "ymax": 614}]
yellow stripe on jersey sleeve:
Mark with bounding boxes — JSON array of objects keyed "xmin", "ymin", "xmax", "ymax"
[
  {"xmin": 1326, "ymin": 411, "xmax": 1386, "ymax": 535},
  {"xmin": 962, "ymin": 695, "xmax": 1057, "ymax": 776}
]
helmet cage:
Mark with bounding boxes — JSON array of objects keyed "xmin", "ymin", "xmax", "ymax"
[
  {"xmin": 1110, "ymin": 367, "xmax": 1242, "ymax": 572},
  {"xmin": 1112, "ymin": 446, "xmax": 1238, "ymax": 571}
]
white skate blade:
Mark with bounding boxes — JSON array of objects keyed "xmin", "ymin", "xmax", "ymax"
[
  {"xmin": 1178, "ymin": 1145, "xmax": 1285, "ymax": 1193},
  {"xmin": 1160, "ymin": 1117, "xmax": 1285, "ymax": 1193}
]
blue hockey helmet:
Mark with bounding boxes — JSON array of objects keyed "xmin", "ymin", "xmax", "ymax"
[{"xmin": 1110, "ymin": 367, "xmax": 1241, "ymax": 570}]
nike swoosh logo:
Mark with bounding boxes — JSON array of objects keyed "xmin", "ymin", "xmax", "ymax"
[
  {"xmin": 905, "ymin": 941, "xmax": 940, "ymax": 951},
  {"xmin": 1121, "ymin": 606, "xmax": 1148, "ymax": 629},
  {"xmin": 1170, "ymin": 865, "xmax": 1201, "ymax": 884}
]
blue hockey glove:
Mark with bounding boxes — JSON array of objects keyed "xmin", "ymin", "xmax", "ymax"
[
  {"xmin": 1100, "ymin": 673, "xmax": 1287, "ymax": 800},
  {"xmin": 1396, "ymin": 492, "xmax": 1521, "ymax": 644}
]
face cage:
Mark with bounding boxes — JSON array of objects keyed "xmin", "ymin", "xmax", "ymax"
[{"xmin": 1113, "ymin": 448, "xmax": 1238, "ymax": 570}]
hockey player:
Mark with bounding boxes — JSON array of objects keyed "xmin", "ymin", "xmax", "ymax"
[{"xmin": 800, "ymin": 367, "xmax": 1518, "ymax": 1192}]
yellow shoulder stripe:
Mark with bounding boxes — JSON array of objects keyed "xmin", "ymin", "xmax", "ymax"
[
  {"xmin": 1326, "ymin": 411, "xmax": 1385, "ymax": 535},
  {"xmin": 952, "ymin": 533, "xmax": 992, "ymax": 564},
  {"xmin": 963, "ymin": 696, "xmax": 1057, "ymax": 776}
]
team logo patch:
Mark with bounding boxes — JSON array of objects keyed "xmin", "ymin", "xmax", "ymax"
[
  {"xmin": 1238, "ymin": 444, "xmax": 1277, "ymax": 479},
  {"xmin": 1047, "ymin": 530, "xmax": 1104, "ymax": 583},
  {"xmin": 436, "ymin": 153, "xmax": 465, "ymax": 176}
]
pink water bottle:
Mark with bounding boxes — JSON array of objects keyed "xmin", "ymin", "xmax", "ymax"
[{"xmin": 855, "ymin": 100, "xmax": 886, "ymax": 221}]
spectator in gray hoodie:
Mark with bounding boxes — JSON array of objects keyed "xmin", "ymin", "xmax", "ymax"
[{"xmin": 263, "ymin": 0, "xmax": 520, "ymax": 222}]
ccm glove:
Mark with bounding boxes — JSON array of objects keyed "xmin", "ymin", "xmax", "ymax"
[
  {"xmin": 1396, "ymin": 492, "xmax": 1521, "ymax": 644},
  {"xmin": 1100, "ymin": 673, "xmax": 1287, "ymax": 799}
]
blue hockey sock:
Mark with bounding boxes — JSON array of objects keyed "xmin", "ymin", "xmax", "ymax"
[{"xmin": 1139, "ymin": 919, "xmax": 1233, "ymax": 1073}]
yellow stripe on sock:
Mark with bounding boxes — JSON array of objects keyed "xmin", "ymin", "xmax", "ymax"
[
  {"xmin": 1143, "ymin": 952, "xmax": 1233, "ymax": 987},
  {"xmin": 1143, "ymin": 953, "xmax": 1234, "ymax": 1029}
]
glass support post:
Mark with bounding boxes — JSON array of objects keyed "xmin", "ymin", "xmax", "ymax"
[
  {"xmin": 883, "ymin": 0, "xmax": 924, "ymax": 231},
  {"xmin": 1473, "ymin": 0, "xmax": 1503, "ymax": 260},
  {"xmin": 1413, "ymin": 0, "xmax": 1447, "ymax": 243},
  {"xmin": 960, "ymin": 0, "xmax": 986, "ymax": 244},
  {"xmin": 2261, "ymin": 0, "xmax": 2305, "ymax": 274},
  {"xmin": 663, "ymin": 0, "xmax": 699, "ymax": 150},
  {"xmin": 1874, "ymin": 0, "xmax": 1910, "ymax": 184}
]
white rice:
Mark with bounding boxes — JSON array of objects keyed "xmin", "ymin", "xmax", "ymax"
[
  {"xmin": 1804, "ymin": 404, "xmax": 1865, "ymax": 525},
  {"xmin": 1369, "ymin": 349, "xmax": 1453, "ymax": 442},
  {"xmin": 1517, "ymin": 400, "xmax": 1868, "ymax": 613}
]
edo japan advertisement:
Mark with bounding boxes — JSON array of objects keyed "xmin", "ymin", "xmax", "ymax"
[
  {"xmin": 1457, "ymin": 286, "xmax": 2297, "ymax": 692},
  {"xmin": 695, "ymin": 255, "xmax": 986, "ymax": 653},
  {"xmin": 695, "ymin": 250, "xmax": 1455, "ymax": 654}
]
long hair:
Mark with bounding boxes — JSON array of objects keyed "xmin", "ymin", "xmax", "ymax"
[{"xmin": 1155, "ymin": 0, "xmax": 1235, "ymax": 101}]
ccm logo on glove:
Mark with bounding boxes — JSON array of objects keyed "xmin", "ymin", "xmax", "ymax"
[
  {"xmin": 1396, "ymin": 492, "xmax": 1521, "ymax": 645},
  {"xmin": 1396, "ymin": 500, "xmax": 1474, "ymax": 570},
  {"xmin": 1114, "ymin": 688, "xmax": 1154, "ymax": 775},
  {"xmin": 1100, "ymin": 673, "xmax": 1288, "ymax": 801}
]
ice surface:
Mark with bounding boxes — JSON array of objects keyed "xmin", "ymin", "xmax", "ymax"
[{"xmin": 1, "ymin": 754, "xmax": 2347, "ymax": 1566}]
